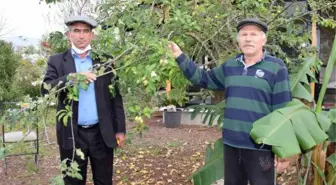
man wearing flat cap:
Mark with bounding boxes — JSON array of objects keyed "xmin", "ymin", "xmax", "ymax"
[
  {"xmin": 168, "ymin": 18, "xmax": 291, "ymax": 184},
  {"xmin": 42, "ymin": 15, "xmax": 126, "ymax": 185}
]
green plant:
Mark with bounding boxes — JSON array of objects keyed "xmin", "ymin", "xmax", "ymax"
[
  {"xmin": 41, "ymin": 31, "xmax": 68, "ymax": 55},
  {"xmin": 8, "ymin": 60, "xmax": 42, "ymax": 100},
  {"xmin": 0, "ymin": 40, "xmax": 20, "ymax": 102},
  {"xmin": 156, "ymin": 88, "xmax": 189, "ymax": 108}
]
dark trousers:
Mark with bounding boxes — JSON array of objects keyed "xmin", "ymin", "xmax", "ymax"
[
  {"xmin": 59, "ymin": 125, "xmax": 114, "ymax": 185},
  {"xmin": 224, "ymin": 144, "xmax": 275, "ymax": 185}
]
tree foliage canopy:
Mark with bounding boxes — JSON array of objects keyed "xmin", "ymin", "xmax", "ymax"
[{"xmin": 0, "ymin": 40, "xmax": 19, "ymax": 102}]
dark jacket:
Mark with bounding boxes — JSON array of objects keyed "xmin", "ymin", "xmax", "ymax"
[{"xmin": 41, "ymin": 49, "xmax": 126, "ymax": 149}]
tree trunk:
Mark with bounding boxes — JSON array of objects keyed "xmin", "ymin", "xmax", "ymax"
[{"xmin": 312, "ymin": 143, "xmax": 326, "ymax": 185}]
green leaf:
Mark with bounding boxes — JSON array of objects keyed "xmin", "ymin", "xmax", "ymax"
[
  {"xmin": 135, "ymin": 105, "xmax": 140, "ymax": 112},
  {"xmin": 66, "ymin": 171, "xmax": 72, "ymax": 177},
  {"xmin": 62, "ymin": 115, "xmax": 68, "ymax": 126},
  {"xmin": 289, "ymin": 56, "xmax": 317, "ymax": 102},
  {"xmin": 49, "ymin": 175, "xmax": 65, "ymax": 185},
  {"xmin": 300, "ymin": 74, "xmax": 309, "ymax": 85},
  {"xmin": 328, "ymin": 123, "xmax": 336, "ymax": 142},
  {"xmin": 328, "ymin": 109, "xmax": 336, "ymax": 123},
  {"xmin": 56, "ymin": 109, "xmax": 66, "ymax": 116},
  {"xmin": 306, "ymin": 69, "xmax": 316, "ymax": 80},
  {"xmin": 128, "ymin": 106, "xmax": 136, "ymax": 113},
  {"xmin": 79, "ymin": 82, "xmax": 88, "ymax": 91},
  {"xmin": 327, "ymin": 153, "xmax": 336, "ymax": 169},
  {"xmin": 78, "ymin": 74, "xmax": 87, "ymax": 81},
  {"xmin": 250, "ymin": 99, "xmax": 328, "ymax": 158},
  {"xmin": 289, "ymin": 56, "xmax": 315, "ymax": 92},
  {"xmin": 76, "ymin": 149, "xmax": 85, "ymax": 160},
  {"xmin": 291, "ymin": 83, "xmax": 313, "ymax": 102},
  {"xmin": 98, "ymin": 66, "xmax": 106, "ymax": 76},
  {"xmin": 208, "ymin": 113, "xmax": 214, "ymax": 127},
  {"xmin": 316, "ymin": 35, "xmax": 336, "ymax": 113},
  {"xmin": 75, "ymin": 173, "xmax": 83, "ymax": 180},
  {"xmin": 71, "ymin": 161, "xmax": 79, "ymax": 169},
  {"xmin": 202, "ymin": 109, "xmax": 211, "ymax": 124},
  {"xmin": 43, "ymin": 83, "xmax": 52, "ymax": 91},
  {"xmin": 188, "ymin": 101, "xmax": 225, "ymax": 126},
  {"xmin": 60, "ymin": 159, "xmax": 68, "ymax": 172},
  {"xmin": 316, "ymin": 111, "xmax": 332, "ymax": 132},
  {"xmin": 191, "ymin": 138, "xmax": 224, "ymax": 185},
  {"xmin": 57, "ymin": 113, "xmax": 65, "ymax": 122},
  {"xmin": 0, "ymin": 147, "xmax": 7, "ymax": 160}
]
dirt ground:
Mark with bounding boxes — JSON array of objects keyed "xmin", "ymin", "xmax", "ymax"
[{"xmin": 0, "ymin": 116, "xmax": 299, "ymax": 185}]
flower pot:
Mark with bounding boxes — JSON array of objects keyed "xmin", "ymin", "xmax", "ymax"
[{"xmin": 163, "ymin": 109, "xmax": 182, "ymax": 128}]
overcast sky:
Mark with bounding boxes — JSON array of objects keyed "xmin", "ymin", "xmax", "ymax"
[{"xmin": 0, "ymin": 0, "xmax": 62, "ymax": 39}]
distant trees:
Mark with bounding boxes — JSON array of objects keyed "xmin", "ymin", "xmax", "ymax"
[{"xmin": 0, "ymin": 40, "xmax": 19, "ymax": 101}]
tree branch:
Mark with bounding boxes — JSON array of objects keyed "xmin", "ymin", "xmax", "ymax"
[
  {"xmin": 91, "ymin": 46, "xmax": 134, "ymax": 70},
  {"xmin": 185, "ymin": 32, "xmax": 218, "ymax": 64},
  {"xmin": 270, "ymin": 2, "xmax": 336, "ymax": 28},
  {"xmin": 70, "ymin": 101, "xmax": 76, "ymax": 161},
  {"xmin": 267, "ymin": 1, "xmax": 297, "ymax": 25},
  {"xmin": 78, "ymin": 0, "xmax": 89, "ymax": 15}
]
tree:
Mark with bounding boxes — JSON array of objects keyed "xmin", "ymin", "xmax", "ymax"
[
  {"xmin": 0, "ymin": 40, "xmax": 19, "ymax": 102},
  {"xmin": 41, "ymin": 31, "xmax": 68, "ymax": 55},
  {"xmin": 7, "ymin": 60, "xmax": 43, "ymax": 100},
  {"xmin": 5, "ymin": 0, "xmax": 336, "ymax": 184}
]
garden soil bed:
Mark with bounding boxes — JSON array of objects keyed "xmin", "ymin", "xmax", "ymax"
[{"xmin": 0, "ymin": 117, "xmax": 298, "ymax": 185}]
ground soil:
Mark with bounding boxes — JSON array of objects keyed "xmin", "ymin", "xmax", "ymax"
[{"xmin": 0, "ymin": 116, "xmax": 299, "ymax": 185}]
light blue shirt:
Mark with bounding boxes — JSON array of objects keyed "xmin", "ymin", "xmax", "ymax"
[{"xmin": 72, "ymin": 50, "xmax": 99, "ymax": 125}]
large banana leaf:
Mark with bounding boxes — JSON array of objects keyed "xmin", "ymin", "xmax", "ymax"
[
  {"xmin": 316, "ymin": 34, "xmax": 336, "ymax": 113},
  {"xmin": 188, "ymin": 101, "xmax": 225, "ymax": 127},
  {"xmin": 328, "ymin": 124, "xmax": 336, "ymax": 142},
  {"xmin": 190, "ymin": 138, "xmax": 224, "ymax": 185},
  {"xmin": 289, "ymin": 56, "xmax": 317, "ymax": 102},
  {"xmin": 250, "ymin": 99, "xmax": 328, "ymax": 158},
  {"xmin": 328, "ymin": 108, "xmax": 336, "ymax": 142}
]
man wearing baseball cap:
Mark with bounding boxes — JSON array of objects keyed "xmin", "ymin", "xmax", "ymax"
[
  {"xmin": 42, "ymin": 15, "xmax": 126, "ymax": 185},
  {"xmin": 169, "ymin": 18, "xmax": 291, "ymax": 184}
]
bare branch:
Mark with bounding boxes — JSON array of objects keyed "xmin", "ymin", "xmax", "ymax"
[
  {"xmin": 267, "ymin": 1, "xmax": 297, "ymax": 25},
  {"xmin": 271, "ymin": 2, "xmax": 336, "ymax": 28},
  {"xmin": 0, "ymin": 14, "xmax": 13, "ymax": 38},
  {"xmin": 44, "ymin": 0, "xmax": 102, "ymax": 29},
  {"xmin": 151, "ymin": 0, "xmax": 156, "ymax": 13},
  {"xmin": 269, "ymin": 0, "xmax": 277, "ymax": 10},
  {"xmin": 78, "ymin": 0, "xmax": 89, "ymax": 15},
  {"xmin": 46, "ymin": 46, "xmax": 134, "ymax": 98},
  {"xmin": 185, "ymin": 32, "xmax": 218, "ymax": 64}
]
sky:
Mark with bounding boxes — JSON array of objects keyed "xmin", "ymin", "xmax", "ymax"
[{"xmin": 0, "ymin": 0, "xmax": 62, "ymax": 39}]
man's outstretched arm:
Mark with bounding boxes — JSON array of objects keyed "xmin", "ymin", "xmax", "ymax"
[{"xmin": 169, "ymin": 42, "xmax": 226, "ymax": 90}]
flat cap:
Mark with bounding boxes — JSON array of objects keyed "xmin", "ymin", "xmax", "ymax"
[
  {"xmin": 65, "ymin": 15, "xmax": 98, "ymax": 28},
  {"xmin": 237, "ymin": 18, "xmax": 268, "ymax": 33}
]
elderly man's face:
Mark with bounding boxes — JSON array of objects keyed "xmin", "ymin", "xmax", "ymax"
[
  {"xmin": 67, "ymin": 22, "xmax": 94, "ymax": 49},
  {"xmin": 237, "ymin": 25, "xmax": 266, "ymax": 57}
]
